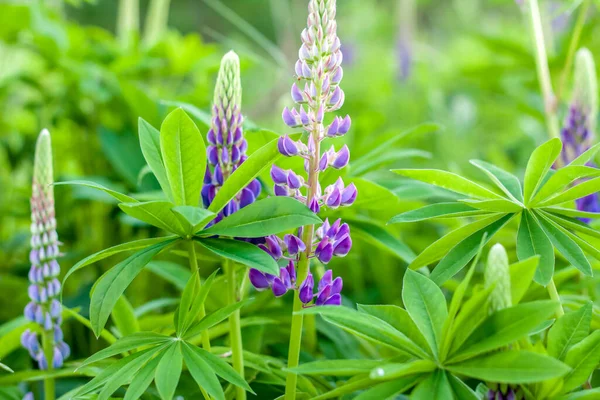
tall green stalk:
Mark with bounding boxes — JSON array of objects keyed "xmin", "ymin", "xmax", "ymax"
[
  {"xmin": 527, "ymin": 0, "xmax": 565, "ymax": 317},
  {"xmin": 225, "ymin": 259, "xmax": 246, "ymax": 400},
  {"xmin": 187, "ymin": 240, "xmax": 211, "ymax": 351},
  {"xmin": 143, "ymin": 0, "xmax": 171, "ymax": 48},
  {"xmin": 117, "ymin": 0, "xmax": 140, "ymax": 49},
  {"xmin": 42, "ymin": 330, "xmax": 55, "ymax": 400}
]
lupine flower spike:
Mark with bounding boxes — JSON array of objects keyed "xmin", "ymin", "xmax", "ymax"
[
  {"xmin": 202, "ymin": 50, "xmax": 261, "ymax": 220},
  {"xmin": 21, "ymin": 130, "xmax": 70, "ymax": 371},
  {"xmin": 249, "ymin": 0, "xmax": 352, "ymax": 306},
  {"xmin": 560, "ymin": 48, "xmax": 599, "ymax": 220},
  {"xmin": 484, "ymin": 244, "xmax": 512, "ymax": 314}
]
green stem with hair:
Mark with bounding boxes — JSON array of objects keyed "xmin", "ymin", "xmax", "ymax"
[
  {"xmin": 42, "ymin": 328, "xmax": 55, "ymax": 400},
  {"xmin": 187, "ymin": 240, "xmax": 211, "ymax": 351},
  {"xmin": 527, "ymin": 0, "xmax": 566, "ymax": 318},
  {"xmin": 225, "ymin": 259, "xmax": 246, "ymax": 400}
]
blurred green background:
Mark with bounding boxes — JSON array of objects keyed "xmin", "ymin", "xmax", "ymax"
[{"xmin": 1, "ymin": 0, "xmax": 599, "ymax": 395}]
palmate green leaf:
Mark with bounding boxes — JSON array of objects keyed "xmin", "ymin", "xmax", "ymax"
[
  {"xmin": 535, "ymin": 212, "xmax": 592, "ymax": 276},
  {"xmin": 139, "ymin": 117, "xmax": 172, "ymax": 201},
  {"xmin": 448, "ymin": 374, "xmax": 479, "ymax": 400},
  {"xmin": 287, "ymin": 359, "xmax": 382, "ymax": 376},
  {"xmin": 563, "ymin": 330, "xmax": 600, "ymax": 392},
  {"xmin": 531, "ymin": 166, "xmax": 600, "ymax": 205},
  {"xmin": 171, "ymin": 205, "xmax": 215, "ymax": 234},
  {"xmin": 542, "ymin": 218, "xmax": 600, "ymax": 263},
  {"xmin": 79, "ymin": 332, "xmax": 173, "ymax": 369},
  {"xmin": 537, "ymin": 176, "xmax": 600, "ymax": 207},
  {"xmin": 90, "ymin": 240, "xmax": 177, "ymax": 336},
  {"xmin": 548, "ymin": 302, "xmax": 592, "ymax": 361},
  {"xmin": 119, "ymin": 201, "xmax": 187, "ymax": 235},
  {"xmin": 55, "ymin": 180, "xmax": 138, "ymax": 203},
  {"xmin": 155, "ymin": 342, "xmax": 183, "ymax": 400},
  {"xmin": 543, "ymin": 207, "xmax": 600, "ymax": 219},
  {"xmin": 402, "ymin": 269, "xmax": 447, "ymax": 358},
  {"xmin": 542, "ymin": 211, "xmax": 600, "ymax": 239},
  {"xmin": 430, "ymin": 213, "xmax": 513, "ymax": 285},
  {"xmin": 523, "ymin": 137, "xmax": 562, "ymax": 204},
  {"xmin": 192, "ymin": 347, "xmax": 253, "ymax": 393},
  {"xmin": 97, "ymin": 344, "xmax": 163, "ymax": 400},
  {"xmin": 160, "ymin": 108, "xmax": 206, "ymax": 207},
  {"xmin": 176, "ymin": 270, "xmax": 218, "ymax": 336},
  {"xmin": 440, "ymin": 236, "xmax": 486, "ymax": 360},
  {"xmin": 411, "ymin": 370, "xmax": 453, "ymax": 400},
  {"xmin": 208, "ymin": 135, "xmax": 292, "ymax": 214},
  {"xmin": 446, "ymin": 351, "xmax": 570, "ymax": 383},
  {"xmin": 448, "ymin": 285, "xmax": 494, "ymax": 356},
  {"xmin": 570, "ymin": 142, "xmax": 600, "ymax": 166},
  {"xmin": 369, "ymin": 359, "xmax": 437, "ymax": 381},
  {"xmin": 345, "ymin": 217, "xmax": 415, "ymax": 263},
  {"xmin": 389, "ymin": 202, "xmax": 486, "ymax": 224},
  {"xmin": 298, "ymin": 306, "xmax": 429, "ymax": 359},
  {"xmin": 410, "ymin": 213, "xmax": 505, "ymax": 270},
  {"xmin": 69, "ymin": 347, "xmax": 163, "ymax": 399},
  {"xmin": 392, "ymin": 169, "xmax": 503, "ymax": 200},
  {"xmin": 201, "ymin": 197, "xmax": 320, "ymax": 238},
  {"xmin": 357, "ymin": 304, "xmax": 431, "ymax": 357},
  {"xmin": 111, "ymin": 295, "xmax": 139, "ymax": 337},
  {"xmin": 62, "ymin": 236, "xmax": 175, "ymax": 287},
  {"xmin": 124, "ymin": 353, "xmax": 163, "ymax": 400},
  {"xmin": 449, "ymin": 300, "xmax": 559, "ymax": 362},
  {"xmin": 195, "ymin": 238, "xmax": 278, "ymax": 274},
  {"xmin": 459, "ymin": 199, "xmax": 522, "ymax": 213},
  {"xmin": 184, "ymin": 299, "xmax": 251, "ymax": 340},
  {"xmin": 353, "ymin": 375, "xmax": 423, "ymax": 400},
  {"xmin": 517, "ymin": 211, "xmax": 554, "ymax": 285},
  {"xmin": 181, "ymin": 343, "xmax": 225, "ymax": 400},
  {"xmin": 470, "ymin": 159, "xmax": 523, "ymax": 203},
  {"xmin": 509, "ymin": 256, "xmax": 539, "ymax": 304}
]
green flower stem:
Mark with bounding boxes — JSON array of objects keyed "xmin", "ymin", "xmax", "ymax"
[
  {"xmin": 143, "ymin": 0, "xmax": 171, "ymax": 47},
  {"xmin": 528, "ymin": 0, "xmax": 567, "ymax": 318},
  {"xmin": 284, "ymin": 137, "xmax": 321, "ymax": 400},
  {"xmin": 527, "ymin": 0, "xmax": 561, "ymax": 140},
  {"xmin": 187, "ymin": 240, "xmax": 211, "ymax": 351},
  {"xmin": 557, "ymin": 0, "xmax": 591, "ymax": 102},
  {"xmin": 225, "ymin": 259, "xmax": 246, "ymax": 400},
  {"xmin": 547, "ymin": 279, "xmax": 565, "ymax": 317},
  {"xmin": 117, "ymin": 0, "xmax": 140, "ymax": 49},
  {"xmin": 42, "ymin": 328, "xmax": 55, "ymax": 400}
]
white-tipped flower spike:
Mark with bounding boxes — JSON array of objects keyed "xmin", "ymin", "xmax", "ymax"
[
  {"xmin": 22, "ymin": 130, "xmax": 70, "ymax": 370},
  {"xmin": 484, "ymin": 244, "xmax": 512, "ymax": 313},
  {"xmin": 202, "ymin": 51, "xmax": 261, "ymax": 220},
  {"xmin": 560, "ymin": 48, "xmax": 599, "ymax": 220}
]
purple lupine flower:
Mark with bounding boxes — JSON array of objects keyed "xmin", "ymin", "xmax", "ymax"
[
  {"xmin": 249, "ymin": 0, "xmax": 352, "ymax": 306},
  {"xmin": 560, "ymin": 49, "xmax": 598, "ymax": 221},
  {"xmin": 21, "ymin": 130, "xmax": 69, "ymax": 370},
  {"xmin": 487, "ymin": 387, "xmax": 517, "ymax": 400},
  {"xmin": 202, "ymin": 51, "xmax": 261, "ymax": 218}
]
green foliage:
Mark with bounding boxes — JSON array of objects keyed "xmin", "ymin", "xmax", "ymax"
[{"xmin": 391, "ymin": 138, "xmax": 600, "ymax": 285}]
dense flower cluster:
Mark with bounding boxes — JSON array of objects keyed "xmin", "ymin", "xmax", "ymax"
[
  {"xmin": 560, "ymin": 48, "xmax": 599, "ymax": 220},
  {"xmin": 21, "ymin": 130, "xmax": 70, "ymax": 370},
  {"xmin": 202, "ymin": 51, "xmax": 260, "ymax": 219},
  {"xmin": 249, "ymin": 0, "xmax": 353, "ymax": 306}
]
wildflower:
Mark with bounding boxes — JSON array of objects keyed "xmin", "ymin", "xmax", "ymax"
[
  {"xmin": 21, "ymin": 130, "xmax": 70, "ymax": 370},
  {"xmin": 202, "ymin": 51, "xmax": 260, "ymax": 217},
  {"xmin": 560, "ymin": 48, "xmax": 598, "ymax": 221}
]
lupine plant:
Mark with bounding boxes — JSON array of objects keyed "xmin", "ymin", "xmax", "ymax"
[{"xmin": 4, "ymin": 0, "xmax": 600, "ymax": 399}]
